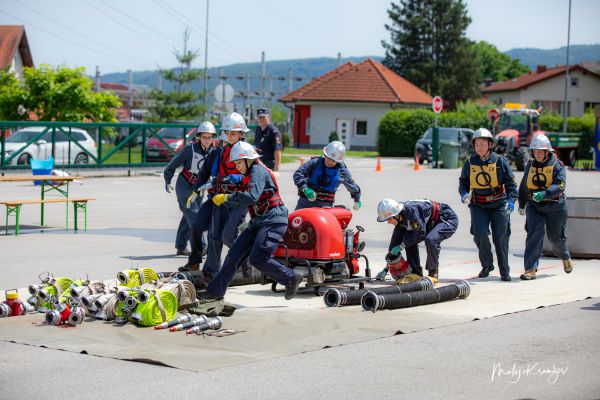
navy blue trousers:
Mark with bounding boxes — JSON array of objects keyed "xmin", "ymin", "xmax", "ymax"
[
  {"xmin": 175, "ymin": 177, "xmax": 201, "ymax": 250},
  {"xmin": 207, "ymin": 222, "xmax": 296, "ymax": 298},
  {"xmin": 295, "ymin": 196, "xmax": 334, "ymax": 210},
  {"xmin": 470, "ymin": 204, "xmax": 511, "ymax": 277},
  {"xmin": 188, "ymin": 199, "xmax": 213, "ymax": 264},
  {"xmin": 524, "ymin": 200, "xmax": 570, "ymax": 271},
  {"xmin": 405, "ymin": 207, "xmax": 458, "ymax": 272},
  {"xmin": 204, "ymin": 204, "xmax": 248, "ymax": 276}
]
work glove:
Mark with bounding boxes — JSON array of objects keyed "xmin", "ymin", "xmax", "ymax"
[
  {"xmin": 353, "ymin": 200, "xmax": 362, "ymax": 211},
  {"xmin": 212, "ymin": 193, "xmax": 229, "ymax": 206},
  {"xmin": 505, "ymin": 199, "xmax": 515, "ymax": 214},
  {"xmin": 303, "ymin": 187, "xmax": 316, "ymax": 202},
  {"xmin": 165, "ymin": 183, "xmax": 174, "ymax": 193},
  {"xmin": 390, "ymin": 244, "xmax": 403, "ymax": 256},
  {"xmin": 186, "ymin": 192, "xmax": 198, "ymax": 209},
  {"xmin": 460, "ymin": 192, "xmax": 469, "ymax": 204},
  {"xmin": 518, "ymin": 208, "xmax": 525, "ymax": 216},
  {"xmin": 532, "ymin": 191, "xmax": 545, "ymax": 202},
  {"xmin": 375, "ymin": 267, "xmax": 389, "ymax": 281},
  {"xmin": 196, "ymin": 179, "xmax": 214, "ymax": 195},
  {"xmin": 222, "ymin": 174, "xmax": 242, "ymax": 185}
]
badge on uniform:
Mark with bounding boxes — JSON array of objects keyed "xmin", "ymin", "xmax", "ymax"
[
  {"xmin": 276, "ymin": 137, "xmax": 281, "ymax": 144},
  {"xmin": 411, "ymin": 221, "xmax": 420, "ymax": 230}
]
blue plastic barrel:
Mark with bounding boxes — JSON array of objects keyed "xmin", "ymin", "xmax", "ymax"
[{"xmin": 31, "ymin": 157, "xmax": 54, "ymax": 185}]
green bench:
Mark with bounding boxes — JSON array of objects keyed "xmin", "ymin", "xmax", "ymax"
[{"xmin": 2, "ymin": 197, "xmax": 95, "ymax": 236}]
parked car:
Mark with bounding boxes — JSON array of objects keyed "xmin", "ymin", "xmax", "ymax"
[
  {"xmin": 414, "ymin": 127, "xmax": 474, "ymax": 164},
  {"xmin": 145, "ymin": 127, "xmax": 197, "ymax": 161},
  {"xmin": 3, "ymin": 127, "xmax": 97, "ymax": 165}
]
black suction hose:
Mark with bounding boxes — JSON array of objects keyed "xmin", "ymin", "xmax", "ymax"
[
  {"xmin": 361, "ymin": 280, "xmax": 471, "ymax": 312},
  {"xmin": 323, "ymin": 277, "xmax": 434, "ymax": 307}
]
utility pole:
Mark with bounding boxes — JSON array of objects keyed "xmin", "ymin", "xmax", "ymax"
[
  {"xmin": 127, "ymin": 69, "xmax": 133, "ymax": 110},
  {"xmin": 259, "ymin": 51, "xmax": 266, "ymax": 107},
  {"xmin": 95, "ymin": 65, "xmax": 101, "ymax": 91},
  {"xmin": 203, "ymin": 0, "xmax": 210, "ymax": 120},
  {"xmin": 562, "ymin": 0, "xmax": 572, "ymax": 133}
]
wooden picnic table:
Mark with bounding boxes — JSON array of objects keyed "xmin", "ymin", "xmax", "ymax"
[{"xmin": 0, "ymin": 175, "xmax": 83, "ymax": 226}]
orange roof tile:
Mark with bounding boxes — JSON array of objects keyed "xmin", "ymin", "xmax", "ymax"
[
  {"xmin": 280, "ymin": 58, "xmax": 432, "ymax": 105},
  {"xmin": 0, "ymin": 25, "xmax": 33, "ymax": 69},
  {"xmin": 481, "ymin": 64, "xmax": 600, "ymax": 93}
]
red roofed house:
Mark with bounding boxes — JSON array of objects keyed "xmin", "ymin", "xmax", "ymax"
[
  {"xmin": 481, "ymin": 64, "xmax": 600, "ymax": 117},
  {"xmin": 0, "ymin": 25, "xmax": 34, "ymax": 79},
  {"xmin": 280, "ymin": 58, "xmax": 432, "ymax": 149}
]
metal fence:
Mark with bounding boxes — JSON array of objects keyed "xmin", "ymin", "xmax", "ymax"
[{"xmin": 0, "ymin": 121, "xmax": 255, "ymax": 170}]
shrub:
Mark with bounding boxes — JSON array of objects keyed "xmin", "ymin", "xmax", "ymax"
[{"xmin": 328, "ymin": 131, "xmax": 339, "ymax": 142}]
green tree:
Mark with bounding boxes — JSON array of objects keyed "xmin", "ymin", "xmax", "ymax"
[
  {"xmin": 472, "ymin": 41, "xmax": 530, "ymax": 82},
  {"xmin": 0, "ymin": 65, "xmax": 120, "ymax": 121},
  {"xmin": 382, "ymin": 0, "xmax": 480, "ymax": 106},
  {"xmin": 148, "ymin": 29, "xmax": 204, "ymax": 122}
]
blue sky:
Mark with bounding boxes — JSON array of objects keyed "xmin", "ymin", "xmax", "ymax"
[{"xmin": 1, "ymin": 0, "xmax": 598, "ymax": 74}]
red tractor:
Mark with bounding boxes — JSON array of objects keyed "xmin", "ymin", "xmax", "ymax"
[
  {"xmin": 493, "ymin": 103, "xmax": 582, "ymax": 169},
  {"xmin": 269, "ymin": 206, "xmax": 371, "ymax": 294}
]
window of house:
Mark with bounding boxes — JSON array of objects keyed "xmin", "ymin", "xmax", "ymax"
[
  {"xmin": 571, "ymin": 77, "xmax": 579, "ymax": 87},
  {"xmin": 356, "ymin": 120, "xmax": 367, "ymax": 136}
]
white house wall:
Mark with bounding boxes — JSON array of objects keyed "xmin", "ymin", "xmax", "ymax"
[
  {"xmin": 307, "ymin": 102, "xmax": 392, "ymax": 150},
  {"xmin": 10, "ymin": 51, "xmax": 25, "ymax": 80},
  {"xmin": 485, "ymin": 70, "xmax": 600, "ymax": 116}
]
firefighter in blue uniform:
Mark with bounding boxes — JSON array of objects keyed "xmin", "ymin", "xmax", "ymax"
[
  {"xmin": 180, "ymin": 113, "xmax": 249, "ymax": 275},
  {"xmin": 459, "ymin": 128, "xmax": 518, "ymax": 281},
  {"xmin": 293, "ymin": 141, "xmax": 361, "ymax": 210},
  {"xmin": 518, "ymin": 134, "xmax": 573, "ymax": 280},
  {"xmin": 164, "ymin": 121, "xmax": 215, "ymax": 256},
  {"xmin": 254, "ymin": 107, "xmax": 282, "ymax": 171},
  {"xmin": 200, "ymin": 141, "xmax": 302, "ymax": 301},
  {"xmin": 376, "ymin": 198, "xmax": 458, "ymax": 279}
]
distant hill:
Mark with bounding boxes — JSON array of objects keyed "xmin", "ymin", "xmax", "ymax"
[
  {"xmin": 99, "ymin": 45, "xmax": 599, "ymax": 102},
  {"xmin": 506, "ymin": 44, "xmax": 600, "ymax": 70}
]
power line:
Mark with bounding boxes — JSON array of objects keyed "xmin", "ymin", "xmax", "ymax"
[
  {"xmin": 81, "ymin": 0, "xmax": 174, "ymax": 55},
  {"xmin": 153, "ymin": 0, "xmax": 257, "ymax": 62},
  {"xmin": 0, "ymin": 9, "xmax": 152, "ymax": 71},
  {"xmin": 10, "ymin": 0, "xmax": 155, "ymax": 70},
  {"xmin": 99, "ymin": 0, "xmax": 181, "ymax": 45}
]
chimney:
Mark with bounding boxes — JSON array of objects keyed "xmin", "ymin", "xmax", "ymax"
[
  {"xmin": 536, "ymin": 65, "xmax": 547, "ymax": 74},
  {"xmin": 484, "ymin": 77, "xmax": 493, "ymax": 87}
]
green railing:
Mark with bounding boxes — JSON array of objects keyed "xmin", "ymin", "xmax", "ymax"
[{"xmin": 0, "ymin": 121, "xmax": 253, "ymax": 170}]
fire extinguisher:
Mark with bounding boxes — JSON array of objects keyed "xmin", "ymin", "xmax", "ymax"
[{"xmin": 0, "ymin": 289, "xmax": 29, "ymax": 318}]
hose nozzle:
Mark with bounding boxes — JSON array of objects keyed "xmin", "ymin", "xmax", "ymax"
[
  {"xmin": 185, "ymin": 317, "xmax": 222, "ymax": 334},
  {"xmin": 28, "ymin": 284, "xmax": 40, "ymax": 296}
]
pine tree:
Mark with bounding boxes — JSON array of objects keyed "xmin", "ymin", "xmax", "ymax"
[
  {"xmin": 148, "ymin": 29, "xmax": 204, "ymax": 122},
  {"xmin": 382, "ymin": 0, "xmax": 480, "ymax": 106}
]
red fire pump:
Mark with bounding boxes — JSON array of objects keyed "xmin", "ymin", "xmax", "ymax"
[{"xmin": 271, "ymin": 206, "xmax": 371, "ymax": 294}]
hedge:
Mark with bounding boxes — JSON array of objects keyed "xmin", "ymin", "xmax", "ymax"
[{"xmin": 378, "ymin": 108, "xmax": 596, "ymax": 158}]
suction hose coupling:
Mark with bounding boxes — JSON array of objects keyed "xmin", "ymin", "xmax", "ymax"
[{"xmin": 185, "ymin": 317, "xmax": 222, "ymax": 335}]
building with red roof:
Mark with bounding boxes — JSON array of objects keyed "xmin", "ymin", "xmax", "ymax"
[
  {"xmin": 280, "ymin": 58, "xmax": 432, "ymax": 149},
  {"xmin": 0, "ymin": 25, "xmax": 34, "ymax": 79},
  {"xmin": 481, "ymin": 64, "xmax": 600, "ymax": 117}
]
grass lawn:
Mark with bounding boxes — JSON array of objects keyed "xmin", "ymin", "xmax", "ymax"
[{"xmin": 282, "ymin": 147, "xmax": 378, "ymax": 161}]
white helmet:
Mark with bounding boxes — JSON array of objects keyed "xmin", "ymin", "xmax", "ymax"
[
  {"xmin": 230, "ymin": 141, "xmax": 261, "ymax": 162},
  {"xmin": 377, "ymin": 198, "xmax": 404, "ymax": 222},
  {"xmin": 197, "ymin": 121, "xmax": 216, "ymax": 135},
  {"xmin": 221, "ymin": 112, "xmax": 249, "ymax": 133},
  {"xmin": 472, "ymin": 128, "xmax": 495, "ymax": 145},
  {"xmin": 529, "ymin": 134, "xmax": 552, "ymax": 151},
  {"xmin": 323, "ymin": 141, "xmax": 345, "ymax": 163}
]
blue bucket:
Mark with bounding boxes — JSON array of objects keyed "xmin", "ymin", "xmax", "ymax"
[{"xmin": 31, "ymin": 157, "xmax": 54, "ymax": 186}]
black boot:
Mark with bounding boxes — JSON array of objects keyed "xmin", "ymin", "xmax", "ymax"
[
  {"xmin": 478, "ymin": 266, "xmax": 494, "ymax": 278},
  {"xmin": 178, "ymin": 262, "xmax": 200, "ymax": 272},
  {"xmin": 285, "ymin": 271, "xmax": 303, "ymax": 300},
  {"xmin": 412, "ymin": 266, "xmax": 424, "ymax": 277},
  {"xmin": 428, "ymin": 268, "xmax": 439, "ymax": 279}
]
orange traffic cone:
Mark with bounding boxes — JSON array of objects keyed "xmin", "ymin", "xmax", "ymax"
[
  {"xmin": 375, "ymin": 157, "xmax": 382, "ymax": 172},
  {"xmin": 414, "ymin": 155, "xmax": 421, "ymax": 171}
]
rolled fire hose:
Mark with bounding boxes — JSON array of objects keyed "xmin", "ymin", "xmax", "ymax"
[
  {"xmin": 323, "ymin": 277, "xmax": 434, "ymax": 308},
  {"xmin": 116, "ymin": 268, "xmax": 175, "ymax": 288},
  {"xmin": 129, "ymin": 289, "xmax": 178, "ymax": 327},
  {"xmin": 31, "ymin": 277, "xmax": 73, "ymax": 310},
  {"xmin": 361, "ymin": 280, "xmax": 471, "ymax": 313}
]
